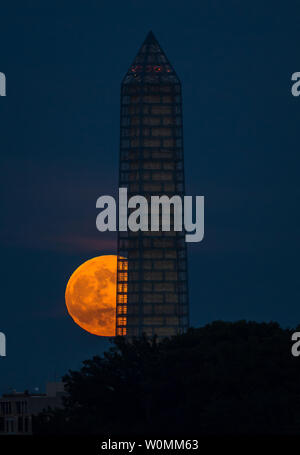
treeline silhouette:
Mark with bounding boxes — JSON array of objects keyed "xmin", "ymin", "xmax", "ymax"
[{"xmin": 34, "ymin": 321, "xmax": 300, "ymax": 435}]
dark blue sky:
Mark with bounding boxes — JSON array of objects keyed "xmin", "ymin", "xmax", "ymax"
[{"xmin": 0, "ymin": 0, "xmax": 299, "ymax": 393}]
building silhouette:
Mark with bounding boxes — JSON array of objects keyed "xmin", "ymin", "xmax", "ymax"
[
  {"xmin": 0, "ymin": 382, "xmax": 65, "ymax": 435},
  {"xmin": 116, "ymin": 32, "xmax": 189, "ymax": 339}
]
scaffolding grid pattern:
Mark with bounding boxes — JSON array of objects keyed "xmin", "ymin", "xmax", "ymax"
[{"xmin": 116, "ymin": 32, "xmax": 189, "ymax": 339}]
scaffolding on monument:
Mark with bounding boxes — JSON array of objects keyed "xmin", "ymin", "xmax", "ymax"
[{"xmin": 116, "ymin": 32, "xmax": 189, "ymax": 339}]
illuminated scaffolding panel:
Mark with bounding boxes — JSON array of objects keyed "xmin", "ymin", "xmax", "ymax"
[{"xmin": 116, "ymin": 31, "xmax": 189, "ymax": 339}]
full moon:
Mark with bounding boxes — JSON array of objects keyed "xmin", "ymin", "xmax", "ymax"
[{"xmin": 65, "ymin": 255, "xmax": 118, "ymax": 336}]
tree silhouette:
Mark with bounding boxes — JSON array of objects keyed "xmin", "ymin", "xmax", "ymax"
[{"xmin": 34, "ymin": 321, "xmax": 300, "ymax": 435}]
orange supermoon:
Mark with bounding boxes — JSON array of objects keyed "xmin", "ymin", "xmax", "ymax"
[{"xmin": 65, "ymin": 255, "xmax": 118, "ymax": 336}]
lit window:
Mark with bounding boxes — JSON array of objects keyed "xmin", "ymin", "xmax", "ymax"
[
  {"xmin": 119, "ymin": 272, "xmax": 128, "ymax": 281},
  {"xmin": 117, "ymin": 317, "xmax": 127, "ymax": 326},
  {"xmin": 117, "ymin": 306, "xmax": 127, "ymax": 314}
]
